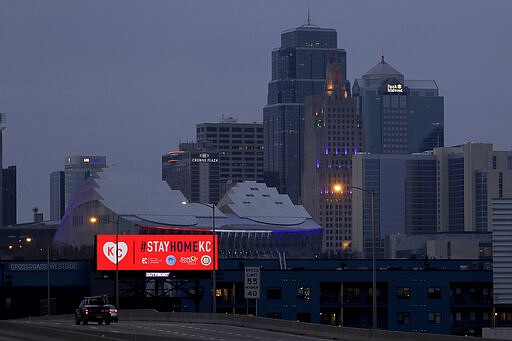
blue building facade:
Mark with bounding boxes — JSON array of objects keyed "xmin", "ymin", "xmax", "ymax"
[
  {"xmin": 212, "ymin": 259, "xmax": 496, "ymax": 336},
  {"xmin": 0, "ymin": 258, "xmax": 501, "ymax": 336}
]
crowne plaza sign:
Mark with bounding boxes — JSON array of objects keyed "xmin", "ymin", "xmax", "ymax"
[
  {"xmin": 96, "ymin": 234, "xmax": 218, "ymax": 271},
  {"xmin": 191, "ymin": 152, "xmax": 218, "ymax": 163}
]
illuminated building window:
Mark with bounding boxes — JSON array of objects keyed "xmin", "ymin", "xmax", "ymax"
[
  {"xmin": 297, "ymin": 286, "xmax": 311, "ymax": 300},
  {"xmin": 397, "ymin": 287, "xmax": 411, "ymax": 299}
]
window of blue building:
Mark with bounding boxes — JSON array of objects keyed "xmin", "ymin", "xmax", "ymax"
[
  {"xmin": 397, "ymin": 312, "xmax": 411, "ymax": 325},
  {"xmin": 267, "ymin": 287, "xmax": 281, "ymax": 300},
  {"xmin": 428, "ymin": 312, "xmax": 442, "ymax": 325},
  {"xmin": 397, "ymin": 287, "xmax": 411, "ymax": 299},
  {"xmin": 297, "ymin": 286, "xmax": 311, "ymax": 300},
  {"xmin": 428, "ymin": 287, "xmax": 442, "ymax": 299}
]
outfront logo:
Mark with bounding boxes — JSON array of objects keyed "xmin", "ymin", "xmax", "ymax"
[{"xmin": 103, "ymin": 242, "xmax": 128, "ymax": 264}]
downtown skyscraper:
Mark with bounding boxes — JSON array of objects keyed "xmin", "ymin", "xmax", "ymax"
[
  {"xmin": 163, "ymin": 117, "xmax": 263, "ymax": 204},
  {"xmin": 263, "ymin": 20, "xmax": 347, "ymax": 204},
  {"xmin": 302, "ymin": 59, "xmax": 363, "ymax": 256},
  {"xmin": 351, "ymin": 143, "xmax": 512, "ymax": 258},
  {"xmin": 352, "ymin": 56, "xmax": 444, "ymax": 154},
  {"xmin": 50, "ymin": 155, "xmax": 106, "ymax": 220}
]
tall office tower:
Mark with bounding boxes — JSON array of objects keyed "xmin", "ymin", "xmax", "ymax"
[
  {"xmin": 196, "ymin": 117, "xmax": 264, "ymax": 198},
  {"xmin": 162, "ymin": 142, "xmax": 220, "ymax": 204},
  {"xmin": 435, "ymin": 143, "xmax": 512, "ymax": 233},
  {"xmin": 352, "ymin": 153, "xmax": 438, "ymax": 258},
  {"xmin": 351, "ymin": 143, "xmax": 512, "ymax": 258},
  {"xmin": 50, "ymin": 155, "xmax": 106, "ymax": 220},
  {"xmin": 352, "ymin": 56, "xmax": 444, "ymax": 154},
  {"xmin": 303, "ymin": 59, "xmax": 363, "ymax": 256},
  {"xmin": 264, "ymin": 20, "xmax": 347, "ymax": 204},
  {"xmin": 2, "ymin": 166, "xmax": 16, "ymax": 226}
]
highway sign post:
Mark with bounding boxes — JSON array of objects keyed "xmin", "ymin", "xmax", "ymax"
[{"xmin": 244, "ymin": 266, "xmax": 260, "ymax": 316}]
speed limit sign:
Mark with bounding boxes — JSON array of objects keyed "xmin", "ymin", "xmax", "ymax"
[{"xmin": 244, "ymin": 266, "xmax": 260, "ymax": 299}]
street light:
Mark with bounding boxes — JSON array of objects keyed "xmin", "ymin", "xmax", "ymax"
[
  {"xmin": 20, "ymin": 236, "xmax": 52, "ymax": 316},
  {"xmin": 205, "ymin": 203, "xmax": 217, "ymax": 313},
  {"xmin": 47, "ymin": 240, "xmax": 51, "ymax": 317},
  {"xmin": 335, "ymin": 184, "xmax": 377, "ymax": 329},
  {"xmin": 89, "ymin": 215, "xmax": 121, "ymax": 309},
  {"xmin": 115, "ymin": 217, "xmax": 119, "ymax": 310},
  {"xmin": 211, "ymin": 203, "xmax": 216, "ymax": 314},
  {"xmin": 184, "ymin": 201, "xmax": 217, "ymax": 313}
]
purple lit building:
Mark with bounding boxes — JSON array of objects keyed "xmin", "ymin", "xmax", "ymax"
[{"xmin": 302, "ymin": 59, "xmax": 364, "ymax": 257}]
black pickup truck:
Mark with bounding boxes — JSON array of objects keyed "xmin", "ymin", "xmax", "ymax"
[{"xmin": 75, "ymin": 295, "xmax": 113, "ymax": 325}]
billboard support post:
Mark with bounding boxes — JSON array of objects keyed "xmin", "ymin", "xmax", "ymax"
[
  {"xmin": 212, "ymin": 203, "xmax": 216, "ymax": 314},
  {"xmin": 47, "ymin": 241, "xmax": 50, "ymax": 317},
  {"xmin": 115, "ymin": 216, "xmax": 119, "ymax": 309}
]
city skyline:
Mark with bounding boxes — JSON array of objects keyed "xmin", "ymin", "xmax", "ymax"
[{"xmin": 0, "ymin": 0, "xmax": 511, "ymax": 222}]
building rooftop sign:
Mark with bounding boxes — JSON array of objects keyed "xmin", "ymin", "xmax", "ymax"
[
  {"xmin": 386, "ymin": 83, "xmax": 404, "ymax": 93},
  {"xmin": 192, "ymin": 153, "xmax": 218, "ymax": 163}
]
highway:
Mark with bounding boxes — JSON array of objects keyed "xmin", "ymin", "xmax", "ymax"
[
  {"xmin": 0, "ymin": 312, "xmax": 488, "ymax": 341},
  {"xmin": 0, "ymin": 315, "xmax": 332, "ymax": 341}
]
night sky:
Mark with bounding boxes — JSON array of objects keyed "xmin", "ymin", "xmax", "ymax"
[{"xmin": 1, "ymin": 0, "xmax": 511, "ymax": 222}]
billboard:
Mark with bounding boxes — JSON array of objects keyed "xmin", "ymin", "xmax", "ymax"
[{"xmin": 96, "ymin": 234, "xmax": 218, "ymax": 271}]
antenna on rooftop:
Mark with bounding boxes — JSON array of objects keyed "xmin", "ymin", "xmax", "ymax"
[{"xmin": 307, "ymin": 9, "xmax": 311, "ymax": 25}]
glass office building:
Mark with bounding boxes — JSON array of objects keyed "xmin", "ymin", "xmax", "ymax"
[
  {"xmin": 264, "ymin": 21, "xmax": 346, "ymax": 204},
  {"xmin": 196, "ymin": 118, "xmax": 264, "ymax": 200},
  {"xmin": 352, "ymin": 56, "xmax": 444, "ymax": 155},
  {"xmin": 50, "ymin": 156, "xmax": 106, "ymax": 220},
  {"xmin": 352, "ymin": 144, "xmax": 512, "ymax": 258}
]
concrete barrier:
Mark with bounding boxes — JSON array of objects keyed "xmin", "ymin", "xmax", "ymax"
[
  {"xmin": 483, "ymin": 327, "xmax": 512, "ymax": 340},
  {"xmin": 2, "ymin": 312, "xmax": 508, "ymax": 341},
  {"xmin": 120, "ymin": 310, "xmax": 508, "ymax": 341}
]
